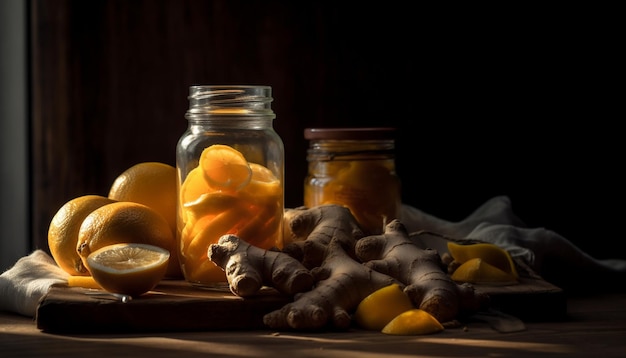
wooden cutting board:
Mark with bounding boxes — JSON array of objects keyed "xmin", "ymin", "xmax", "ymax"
[{"xmin": 36, "ymin": 278, "xmax": 565, "ymax": 334}]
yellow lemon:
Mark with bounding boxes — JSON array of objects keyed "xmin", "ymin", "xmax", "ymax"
[
  {"xmin": 48, "ymin": 195, "xmax": 117, "ymax": 275},
  {"xmin": 86, "ymin": 243, "xmax": 169, "ymax": 297},
  {"xmin": 240, "ymin": 162, "xmax": 281, "ymax": 198},
  {"xmin": 353, "ymin": 283, "xmax": 414, "ymax": 330},
  {"xmin": 447, "ymin": 242, "xmax": 518, "ymax": 278},
  {"xmin": 182, "ymin": 192, "xmax": 241, "ymax": 231},
  {"xmin": 178, "ymin": 145, "xmax": 284, "ymax": 285},
  {"xmin": 382, "ymin": 309, "xmax": 444, "ymax": 335},
  {"xmin": 108, "ymin": 162, "xmax": 177, "ymax": 236},
  {"xmin": 180, "ymin": 165, "xmax": 213, "ymax": 205},
  {"xmin": 76, "ymin": 201, "xmax": 179, "ymax": 278},
  {"xmin": 179, "ymin": 165, "xmax": 213, "ymax": 227},
  {"xmin": 199, "ymin": 144, "xmax": 252, "ymax": 191},
  {"xmin": 451, "ymin": 258, "xmax": 518, "ymax": 285}
]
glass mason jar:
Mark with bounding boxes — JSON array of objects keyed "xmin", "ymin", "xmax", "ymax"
[
  {"xmin": 176, "ymin": 85, "xmax": 284, "ymax": 289},
  {"xmin": 304, "ymin": 127, "xmax": 401, "ymax": 236}
]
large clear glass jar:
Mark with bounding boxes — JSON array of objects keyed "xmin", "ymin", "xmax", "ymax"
[
  {"xmin": 176, "ymin": 85, "xmax": 284, "ymax": 289},
  {"xmin": 304, "ymin": 127, "xmax": 401, "ymax": 235}
]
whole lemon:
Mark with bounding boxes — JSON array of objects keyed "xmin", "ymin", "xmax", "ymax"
[
  {"xmin": 108, "ymin": 162, "xmax": 177, "ymax": 235},
  {"xmin": 107, "ymin": 162, "xmax": 182, "ymax": 277},
  {"xmin": 48, "ymin": 195, "xmax": 117, "ymax": 275}
]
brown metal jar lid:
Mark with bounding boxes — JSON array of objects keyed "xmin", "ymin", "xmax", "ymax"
[{"xmin": 304, "ymin": 127, "xmax": 396, "ymax": 140}]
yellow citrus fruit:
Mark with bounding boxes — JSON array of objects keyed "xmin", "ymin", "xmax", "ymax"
[
  {"xmin": 382, "ymin": 309, "xmax": 444, "ymax": 335},
  {"xmin": 178, "ymin": 145, "xmax": 284, "ymax": 285},
  {"xmin": 240, "ymin": 162, "xmax": 281, "ymax": 198},
  {"xmin": 447, "ymin": 242, "xmax": 518, "ymax": 278},
  {"xmin": 199, "ymin": 144, "xmax": 252, "ymax": 191},
  {"xmin": 185, "ymin": 203, "xmax": 249, "ymax": 259},
  {"xmin": 76, "ymin": 201, "xmax": 179, "ymax": 278},
  {"xmin": 86, "ymin": 243, "xmax": 169, "ymax": 297},
  {"xmin": 48, "ymin": 195, "xmax": 117, "ymax": 275},
  {"xmin": 179, "ymin": 165, "xmax": 213, "ymax": 228},
  {"xmin": 107, "ymin": 162, "xmax": 177, "ymax": 236},
  {"xmin": 451, "ymin": 258, "xmax": 518, "ymax": 285},
  {"xmin": 180, "ymin": 165, "xmax": 213, "ymax": 205},
  {"xmin": 182, "ymin": 192, "xmax": 241, "ymax": 233},
  {"xmin": 353, "ymin": 283, "xmax": 415, "ymax": 330}
]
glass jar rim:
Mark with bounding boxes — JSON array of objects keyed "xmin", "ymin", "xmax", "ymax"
[{"xmin": 304, "ymin": 127, "xmax": 396, "ymax": 141}]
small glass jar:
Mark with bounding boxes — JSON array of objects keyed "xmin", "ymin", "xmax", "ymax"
[
  {"xmin": 176, "ymin": 85, "xmax": 284, "ymax": 289},
  {"xmin": 304, "ymin": 127, "xmax": 401, "ymax": 235}
]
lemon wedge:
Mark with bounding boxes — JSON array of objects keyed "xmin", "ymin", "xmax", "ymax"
[
  {"xmin": 382, "ymin": 309, "xmax": 444, "ymax": 335},
  {"xmin": 447, "ymin": 242, "xmax": 518, "ymax": 279},
  {"xmin": 353, "ymin": 283, "xmax": 414, "ymax": 330},
  {"xmin": 86, "ymin": 243, "xmax": 169, "ymax": 297},
  {"xmin": 451, "ymin": 258, "xmax": 517, "ymax": 285}
]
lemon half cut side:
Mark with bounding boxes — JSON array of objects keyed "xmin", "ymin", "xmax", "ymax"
[{"xmin": 86, "ymin": 243, "xmax": 170, "ymax": 297}]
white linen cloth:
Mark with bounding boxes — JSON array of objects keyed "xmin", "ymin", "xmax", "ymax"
[
  {"xmin": 2, "ymin": 195, "xmax": 625, "ymax": 318},
  {"xmin": 0, "ymin": 250, "xmax": 68, "ymax": 317}
]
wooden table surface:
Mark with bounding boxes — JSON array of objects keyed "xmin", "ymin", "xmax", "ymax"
[{"xmin": 1, "ymin": 292, "xmax": 625, "ymax": 358}]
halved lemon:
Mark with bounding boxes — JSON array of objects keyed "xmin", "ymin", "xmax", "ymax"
[
  {"xmin": 382, "ymin": 309, "xmax": 444, "ymax": 335},
  {"xmin": 86, "ymin": 243, "xmax": 170, "ymax": 297}
]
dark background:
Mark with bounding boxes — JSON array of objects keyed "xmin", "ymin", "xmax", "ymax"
[{"xmin": 29, "ymin": 1, "xmax": 624, "ymax": 260}]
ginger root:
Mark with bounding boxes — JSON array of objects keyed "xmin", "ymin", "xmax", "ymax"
[
  {"xmin": 263, "ymin": 237, "xmax": 400, "ymax": 330},
  {"xmin": 281, "ymin": 204, "xmax": 364, "ymax": 269},
  {"xmin": 355, "ymin": 219, "xmax": 489, "ymax": 323},
  {"xmin": 207, "ymin": 234, "xmax": 314, "ymax": 297},
  {"xmin": 207, "ymin": 205, "xmax": 489, "ymax": 331}
]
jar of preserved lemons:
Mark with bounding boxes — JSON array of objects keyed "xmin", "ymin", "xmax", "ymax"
[
  {"xmin": 176, "ymin": 85, "xmax": 284, "ymax": 289},
  {"xmin": 304, "ymin": 127, "xmax": 401, "ymax": 235}
]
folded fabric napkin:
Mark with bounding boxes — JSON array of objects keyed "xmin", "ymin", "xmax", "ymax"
[
  {"xmin": 2, "ymin": 195, "xmax": 624, "ymax": 318},
  {"xmin": 400, "ymin": 196, "xmax": 626, "ymax": 291},
  {"xmin": 0, "ymin": 250, "xmax": 68, "ymax": 317}
]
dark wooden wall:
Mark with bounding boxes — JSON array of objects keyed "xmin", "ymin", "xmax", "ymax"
[{"xmin": 30, "ymin": 0, "xmax": 624, "ymax": 260}]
